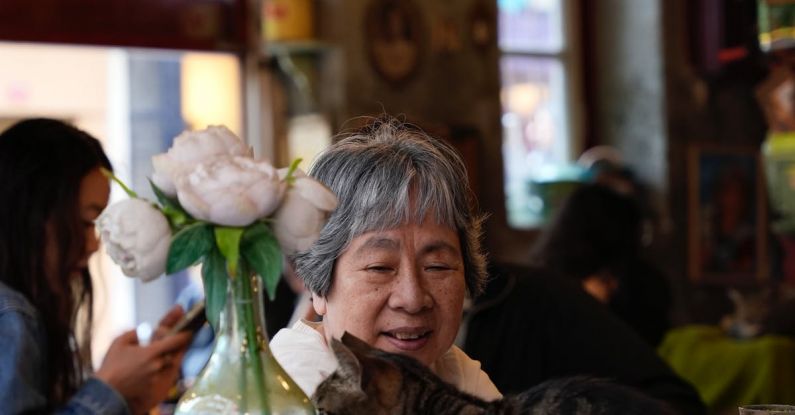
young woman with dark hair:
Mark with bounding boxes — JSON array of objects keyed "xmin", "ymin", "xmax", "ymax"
[
  {"xmin": 530, "ymin": 183, "xmax": 672, "ymax": 347},
  {"xmin": 0, "ymin": 118, "xmax": 192, "ymax": 414}
]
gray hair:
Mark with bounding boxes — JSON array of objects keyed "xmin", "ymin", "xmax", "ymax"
[{"xmin": 293, "ymin": 118, "xmax": 488, "ymax": 297}]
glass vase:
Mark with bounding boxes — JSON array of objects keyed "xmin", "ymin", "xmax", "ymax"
[{"xmin": 175, "ymin": 273, "xmax": 316, "ymax": 414}]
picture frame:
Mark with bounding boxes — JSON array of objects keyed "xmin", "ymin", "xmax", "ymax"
[
  {"xmin": 687, "ymin": 144, "xmax": 769, "ymax": 285},
  {"xmin": 364, "ymin": 0, "xmax": 424, "ymax": 85}
]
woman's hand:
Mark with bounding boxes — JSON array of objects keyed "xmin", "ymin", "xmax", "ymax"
[{"xmin": 96, "ymin": 306, "xmax": 193, "ymax": 414}]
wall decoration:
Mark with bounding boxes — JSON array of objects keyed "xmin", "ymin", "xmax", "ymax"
[
  {"xmin": 688, "ymin": 144, "xmax": 769, "ymax": 285},
  {"xmin": 262, "ymin": 0, "xmax": 315, "ymax": 42},
  {"xmin": 468, "ymin": 0, "xmax": 497, "ymax": 51},
  {"xmin": 364, "ymin": 0, "xmax": 424, "ymax": 84},
  {"xmin": 431, "ymin": 16, "xmax": 462, "ymax": 53}
]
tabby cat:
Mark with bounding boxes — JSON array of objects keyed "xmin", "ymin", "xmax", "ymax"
[
  {"xmin": 720, "ymin": 287, "xmax": 795, "ymax": 339},
  {"xmin": 312, "ymin": 333, "xmax": 674, "ymax": 415}
]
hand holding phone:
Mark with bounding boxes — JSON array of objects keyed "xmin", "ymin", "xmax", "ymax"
[{"xmin": 166, "ymin": 300, "xmax": 207, "ymax": 337}]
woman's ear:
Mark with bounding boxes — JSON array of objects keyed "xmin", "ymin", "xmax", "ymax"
[{"xmin": 312, "ymin": 292, "xmax": 327, "ymax": 316}]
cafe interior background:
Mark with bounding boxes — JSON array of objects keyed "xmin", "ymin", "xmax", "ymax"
[{"xmin": 1, "ymin": 0, "xmax": 795, "ymax": 412}]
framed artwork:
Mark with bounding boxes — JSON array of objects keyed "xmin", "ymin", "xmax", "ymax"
[
  {"xmin": 687, "ymin": 144, "xmax": 769, "ymax": 285},
  {"xmin": 364, "ymin": 0, "xmax": 424, "ymax": 84}
]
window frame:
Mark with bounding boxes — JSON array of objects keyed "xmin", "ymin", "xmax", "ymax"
[{"xmin": 498, "ymin": 0, "xmax": 584, "ymax": 229}]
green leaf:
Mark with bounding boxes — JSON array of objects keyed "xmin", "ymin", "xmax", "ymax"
[
  {"xmin": 214, "ymin": 227, "xmax": 245, "ymax": 277},
  {"xmin": 201, "ymin": 247, "xmax": 228, "ymax": 331},
  {"xmin": 149, "ymin": 179, "xmax": 181, "ymax": 209},
  {"xmin": 149, "ymin": 179, "xmax": 191, "ymax": 228},
  {"xmin": 241, "ymin": 222, "xmax": 283, "ymax": 301},
  {"xmin": 166, "ymin": 222, "xmax": 214, "ymax": 274}
]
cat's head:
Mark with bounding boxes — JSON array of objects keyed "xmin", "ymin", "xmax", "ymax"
[
  {"xmin": 312, "ymin": 332, "xmax": 405, "ymax": 415},
  {"xmin": 313, "ymin": 333, "xmax": 490, "ymax": 415},
  {"xmin": 721, "ymin": 288, "xmax": 772, "ymax": 338}
]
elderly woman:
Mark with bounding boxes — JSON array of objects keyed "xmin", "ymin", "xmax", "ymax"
[{"xmin": 270, "ymin": 118, "xmax": 501, "ymax": 401}]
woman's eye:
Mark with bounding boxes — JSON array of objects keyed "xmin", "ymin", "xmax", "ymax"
[
  {"xmin": 426, "ymin": 264, "xmax": 452, "ymax": 272},
  {"xmin": 365, "ymin": 265, "xmax": 393, "ymax": 273}
]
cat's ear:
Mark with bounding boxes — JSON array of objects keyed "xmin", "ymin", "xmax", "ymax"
[
  {"xmin": 329, "ymin": 336, "xmax": 365, "ymax": 390},
  {"xmin": 339, "ymin": 332, "xmax": 401, "ymax": 409},
  {"xmin": 313, "ymin": 338, "xmax": 367, "ymax": 413},
  {"xmin": 341, "ymin": 332, "xmax": 375, "ymax": 356}
]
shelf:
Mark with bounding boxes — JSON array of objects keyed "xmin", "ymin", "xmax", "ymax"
[{"xmin": 262, "ymin": 40, "xmax": 331, "ymax": 58}]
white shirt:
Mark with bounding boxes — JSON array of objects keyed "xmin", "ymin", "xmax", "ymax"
[{"xmin": 270, "ymin": 320, "xmax": 503, "ymax": 401}]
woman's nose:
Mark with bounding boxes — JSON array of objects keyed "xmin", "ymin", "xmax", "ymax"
[
  {"xmin": 388, "ymin": 267, "xmax": 433, "ymax": 313},
  {"xmin": 85, "ymin": 225, "xmax": 100, "ymax": 257}
]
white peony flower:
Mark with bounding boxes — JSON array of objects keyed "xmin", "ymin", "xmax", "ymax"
[
  {"xmin": 176, "ymin": 155, "xmax": 286, "ymax": 227},
  {"xmin": 96, "ymin": 198, "xmax": 171, "ymax": 282},
  {"xmin": 273, "ymin": 175, "xmax": 338, "ymax": 254},
  {"xmin": 151, "ymin": 125, "xmax": 253, "ymax": 197}
]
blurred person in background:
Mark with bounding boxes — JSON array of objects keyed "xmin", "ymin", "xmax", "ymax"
[
  {"xmin": 461, "ymin": 140, "xmax": 704, "ymax": 415},
  {"xmin": 530, "ymin": 183, "xmax": 672, "ymax": 347}
]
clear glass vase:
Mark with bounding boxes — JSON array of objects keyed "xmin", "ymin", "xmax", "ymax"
[{"xmin": 175, "ymin": 274, "xmax": 316, "ymax": 414}]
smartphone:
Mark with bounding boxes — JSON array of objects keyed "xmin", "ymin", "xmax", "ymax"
[{"xmin": 166, "ymin": 300, "xmax": 207, "ymax": 337}]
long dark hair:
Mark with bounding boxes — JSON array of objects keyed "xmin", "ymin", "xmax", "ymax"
[
  {"xmin": 531, "ymin": 183, "xmax": 643, "ymax": 281},
  {"xmin": 0, "ymin": 118, "xmax": 112, "ymax": 405}
]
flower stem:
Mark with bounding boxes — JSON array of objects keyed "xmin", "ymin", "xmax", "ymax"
[
  {"xmin": 100, "ymin": 167, "xmax": 139, "ymax": 198},
  {"xmin": 285, "ymin": 158, "xmax": 303, "ymax": 185},
  {"xmin": 234, "ymin": 269, "xmax": 269, "ymax": 412}
]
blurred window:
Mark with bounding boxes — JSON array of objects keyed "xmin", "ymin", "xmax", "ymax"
[{"xmin": 499, "ymin": 0, "xmax": 580, "ymax": 228}]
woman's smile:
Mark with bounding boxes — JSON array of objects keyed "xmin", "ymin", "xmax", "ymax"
[{"xmin": 380, "ymin": 327, "xmax": 433, "ymax": 352}]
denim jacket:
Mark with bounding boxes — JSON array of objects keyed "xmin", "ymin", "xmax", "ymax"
[{"xmin": 0, "ymin": 281, "xmax": 130, "ymax": 415}]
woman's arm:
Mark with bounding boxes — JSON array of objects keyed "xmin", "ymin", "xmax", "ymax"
[{"xmin": 0, "ymin": 301, "xmax": 130, "ymax": 415}]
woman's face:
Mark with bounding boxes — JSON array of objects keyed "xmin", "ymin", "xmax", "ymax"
[
  {"xmin": 76, "ymin": 168, "xmax": 111, "ymax": 272},
  {"xmin": 45, "ymin": 168, "xmax": 110, "ymax": 281},
  {"xmin": 313, "ymin": 219, "xmax": 466, "ymax": 367}
]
